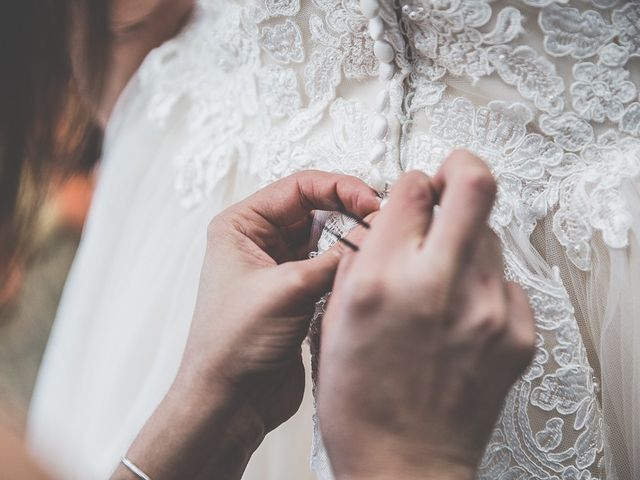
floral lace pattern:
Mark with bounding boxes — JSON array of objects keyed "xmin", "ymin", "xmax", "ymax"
[
  {"xmin": 134, "ymin": 0, "xmax": 640, "ymax": 478},
  {"xmin": 400, "ymin": 1, "xmax": 640, "ymax": 270},
  {"xmin": 570, "ymin": 44, "xmax": 637, "ymax": 123},
  {"xmin": 479, "ymin": 253, "xmax": 603, "ymax": 479}
]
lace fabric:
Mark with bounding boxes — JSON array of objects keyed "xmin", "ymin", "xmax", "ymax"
[{"xmin": 133, "ymin": 1, "xmax": 640, "ymax": 478}]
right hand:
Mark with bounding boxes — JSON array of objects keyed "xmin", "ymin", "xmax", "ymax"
[{"xmin": 318, "ymin": 151, "xmax": 536, "ymax": 480}]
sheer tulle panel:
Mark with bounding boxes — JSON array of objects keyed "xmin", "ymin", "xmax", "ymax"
[{"xmin": 531, "ymin": 177, "xmax": 640, "ymax": 479}]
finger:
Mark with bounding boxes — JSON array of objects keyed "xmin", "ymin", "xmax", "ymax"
[
  {"xmin": 274, "ymin": 220, "xmax": 372, "ymax": 303},
  {"xmin": 360, "ymin": 171, "xmax": 436, "ymax": 259},
  {"xmin": 311, "ymin": 222, "xmax": 371, "ymax": 336},
  {"xmin": 448, "ymin": 234, "xmax": 507, "ymax": 334},
  {"xmin": 423, "ymin": 150, "xmax": 497, "ymax": 269},
  {"xmin": 504, "ymin": 281, "xmax": 536, "ymax": 372},
  {"xmin": 330, "ymin": 213, "xmax": 376, "ymax": 289},
  {"xmin": 245, "ymin": 170, "xmax": 380, "ymax": 229},
  {"xmin": 475, "ymin": 227, "xmax": 505, "ymax": 278}
]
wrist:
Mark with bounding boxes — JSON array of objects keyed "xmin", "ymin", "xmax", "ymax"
[
  {"xmin": 333, "ymin": 454, "xmax": 475, "ymax": 480},
  {"xmin": 166, "ymin": 371, "xmax": 267, "ymax": 458},
  {"xmin": 123, "ymin": 372, "xmax": 265, "ymax": 480}
]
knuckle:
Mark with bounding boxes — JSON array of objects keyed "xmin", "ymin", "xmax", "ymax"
[
  {"xmin": 408, "ymin": 184, "xmax": 434, "ymax": 207},
  {"xmin": 448, "ymin": 148, "xmax": 484, "ymax": 168},
  {"xmin": 285, "ymin": 268, "xmax": 310, "ymax": 295},
  {"xmin": 285, "ymin": 170, "xmax": 316, "ymax": 200},
  {"xmin": 403, "ymin": 169, "xmax": 430, "ymax": 185},
  {"xmin": 475, "ymin": 303, "xmax": 508, "ymax": 338},
  {"xmin": 206, "ymin": 215, "xmax": 226, "ymax": 240},
  {"xmin": 481, "ymin": 313, "xmax": 508, "ymax": 338},
  {"xmin": 400, "ymin": 171, "xmax": 433, "ymax": 203},
  {"xmin": 420, "ymin": 275, "xmax": 449, "ymax": 314},
  {"xmin": 344, "ymin": 275, "xmax": 387, "ymax": 313},
  {"xmin": 463, "ymin": 166, "xmax": 497, "ymax": 201},
  {"xmin": 293, "ymin": 169, "xmax": 319, "ymax": 186},
  {"xmin": 510, "ymin": 323, "xmax": 537, "ymax": 365},
  {"xmin": 209, "ymin": 210, "xmax": 245, "ymax": 239}
]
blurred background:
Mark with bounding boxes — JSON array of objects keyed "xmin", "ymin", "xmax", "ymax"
[{"xmin": 0, "ymin": 174, "xmax": 94, "ymax": 430}]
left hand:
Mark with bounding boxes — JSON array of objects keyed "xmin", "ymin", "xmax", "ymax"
[
  {"xmin": 180, "ymin": 170, "xmax": 380, "ymax": 431},
  {"xmin": 118, "ymin": 171, "xmax": 379, "ymax": 480}
]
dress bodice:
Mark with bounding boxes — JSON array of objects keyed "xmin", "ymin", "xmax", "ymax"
[{"xmin": 134, "ymin": 1, "xmax": 640, "ymax": 478}]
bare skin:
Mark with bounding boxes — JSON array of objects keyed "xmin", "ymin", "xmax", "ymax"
[
  {"xmin": 2, "ymin": 2, "xmax": 534, "ymax": 478},
  {"xmin": 318, "ymin": 151, "xmax": 536, "ymax": 480},
  {"xmin": 0, "ymin": 3, "xmax": 197, "ymax": 478},
  {"xmin": 111, "ymin": 172, "xmax": 380, "ymax": 479},
  {"xmin": 111, "ymin": 153, "xmax": 534, "ymax": 480},
  {"xmin": 95, "ymin": 0, "xmax": 196, "ymax": 125},
  {"xmin": 8, "ymin": 155, "xmax": 534, "ymax": 479},
  {"xmin": 0, "ymin": 420, "xmax": 49, "ymax": 480}
]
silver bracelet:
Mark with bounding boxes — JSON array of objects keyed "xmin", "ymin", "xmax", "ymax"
[{"xmin": 121, "ymin": 456, "xmax": 152, "ymax": 480}]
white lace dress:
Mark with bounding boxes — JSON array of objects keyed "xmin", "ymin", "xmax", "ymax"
[{"xmin": 28, "ymin": 1, "xmax": 640, "ymax": 479}]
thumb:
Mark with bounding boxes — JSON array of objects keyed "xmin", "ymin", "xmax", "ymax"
[
  {"xmin": 276, "ymin": 246, "xmax": 342, "ymax": 302},
  {"xmin": 276, "ymin": 221, "xmax": 371, "ymax": 301}
]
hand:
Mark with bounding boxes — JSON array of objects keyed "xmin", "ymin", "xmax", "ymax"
[
  {"xmin": 115, "ymin": 171, "xmax": 379, "ymax": 480},
  {"xmin": 180, "ymin": 170, "xmax": 379, "ymax": 431},
  {"xmin": 317, "ymin": 151, "xmax": 536, "ymax": 480}
]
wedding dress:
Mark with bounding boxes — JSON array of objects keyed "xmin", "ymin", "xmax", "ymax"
[{"xmin": 27, "ymin": 0, "xmax": 639, "ymax": 479}]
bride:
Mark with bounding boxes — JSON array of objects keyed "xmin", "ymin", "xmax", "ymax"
[{"xmin": 28, "ymin": 0, "xmax": 640, "ymax": 479}]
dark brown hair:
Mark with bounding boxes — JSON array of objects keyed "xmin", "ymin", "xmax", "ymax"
[{"xmin": 0, "ymin": 1, "xmax": 109, "ymax": 286}]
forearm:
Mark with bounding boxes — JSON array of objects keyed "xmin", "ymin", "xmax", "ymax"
[
  {"xmin": 111, "ymin": 376, "xmax": 265, "ymax": 480},
  {"xmin": 98, "ymin": 0, "xmax": 194, "ymax": 124}
]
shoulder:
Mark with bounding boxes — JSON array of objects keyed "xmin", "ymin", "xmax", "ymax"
[
  {"xmin": 109, "ymin": 0, "xmax": 195, "ymax": 38},
  {"xmin": 97, "ymin": 0, "xmax": 196, "ymax": 125}
]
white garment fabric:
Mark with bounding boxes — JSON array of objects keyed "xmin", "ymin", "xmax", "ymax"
[
  {"xmin": 28, "ymin": 1, "xmax": 640, "ymax": 479},
  {"xmin": 27, "ymin": 65, "xmax": 316, "ymax": 479}
]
